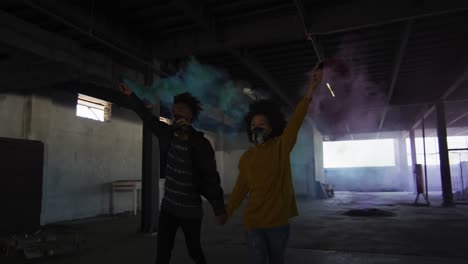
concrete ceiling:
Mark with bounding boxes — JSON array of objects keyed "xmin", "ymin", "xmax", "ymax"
[{"xmin": 1, "ymin": 0, "xmax": 468, "ymax": 136}]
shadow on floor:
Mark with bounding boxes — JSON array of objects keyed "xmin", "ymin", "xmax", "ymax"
[{"xmin": 2, "ymin": 192, "xmax": 468, "ymax": 264}]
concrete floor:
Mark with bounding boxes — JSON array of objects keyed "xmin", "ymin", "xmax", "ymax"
[{"xmin": 3, "ymin": 192, "xmax": 468, "ymax": 264}]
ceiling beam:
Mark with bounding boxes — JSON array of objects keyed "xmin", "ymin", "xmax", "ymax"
[
  {"xmin": 1, "ymin": 3, "xmax": 238, "ymax": 128},
  {"xmin": 292, "ymin": 0, "xmax": 324, "ymax": 61},
  {"xmin": 447, "ymin": 111, "xmax": 468, "ymax": 127},
  {"xmin": 378, "ymin": 19, "xmax": 413, "ymax": 131},
  {"xmin": 306, "ymin": 1, "xmax": 468, "ymax": 35},
  {"xmin": 171, "ymin": 0, "xmax": 216, "ymax": 35},
  {"xmin": 18, "ymin": 0, "xmax": 165, "ymax": 76},
  {"xmin": 220, "ymin": 3, "xmax": 293, "ymax": 22},
  {"xmin": 22, "ymin": 0, "xmax": 145, "ymax": 59},
  {"xmin": 169, "ymin": 0, "xmax": 293, "ymax": 109},
  {"xmin": 131, "ymin": 2, "xmax": 174, "ymax": 18},
  {"xmin": 412, "ymin": 68, "xmax": 468, "ymax": 130},
  {"xmin": 266, "ymin": 64, "xmax": 317, "ymax": 72},
  {"xmin": 0, "ymin": 9, "xmax": 113, "ymax": 81},
  {"xmin": 154, "ymin": 1, "xmax": 468, "ymax": 59}
]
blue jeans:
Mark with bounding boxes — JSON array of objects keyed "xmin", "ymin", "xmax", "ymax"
[{"xmin": 246, "ymin": 224, "xmax": 290, "ymax": 264}]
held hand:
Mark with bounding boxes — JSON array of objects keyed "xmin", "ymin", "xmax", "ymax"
[
  {"xmin": 309, "ymin": 69, "xmax": 323, "ymax": 90},
  {"xmin": 216, "ymin": 213, "xmax": 229, "ymax": 225},
  {"xmin": 306, "ymin": 69, "xmax": 323, "ymax": 99}
]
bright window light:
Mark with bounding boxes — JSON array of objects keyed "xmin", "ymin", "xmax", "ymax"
[
  {"xmin": 323, "ymin": 139, "xmax": 396, "ymax": 168},
  {"xmin": 406, "ymin": 136, "xmax": 468, "ymax": 166},
  {"xmin": 76, "ymin": 94, "xmax": 111, "ymax": 122}
]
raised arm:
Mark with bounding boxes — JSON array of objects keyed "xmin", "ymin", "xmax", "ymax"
[
  {"xmin": 281, "ymin": 69, "xmax": 322, "ymax": 151},
  {"xmin": 306, "ymin": 69, "xmax": 322, "ymax": 99},
  {"xmin": 119, "ymin": 83, "xmax": 168, "ymax": 137}
]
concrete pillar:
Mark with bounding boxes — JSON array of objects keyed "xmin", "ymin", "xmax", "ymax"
[
  {"xmin": 311, "ymin": 123, "xmax": 325, "ymax": 199},
  {"xmin": 149, "ymin": 102, "xmax": 160, "ymax": 232},
  {"xmin": 409, "ymin": 129, "xmax": 417, "ymax": 192},
  {"xmin": 436, "ymin": 102, "xmax": 454, "ymax": 206},
  {"xmin": 141, "ymin": 63, "xmax": 160, "ymax": 233},
  {"xmin": 397, "ymin": 133, "xmax": 411, "ymax": 191},
  {"xmin": 421, "ymin": 117, "xmax": 430, "ymax": 203}
]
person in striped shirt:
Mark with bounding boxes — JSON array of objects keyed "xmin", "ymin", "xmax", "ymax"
[{"xmin": 120, "ymin": 84, "xmax": 227, "ymax": 264}]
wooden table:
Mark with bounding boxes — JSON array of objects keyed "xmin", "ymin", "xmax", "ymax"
[{"xmin": 110, "ymin": 180, "xmax": 141, "ymax": 216}]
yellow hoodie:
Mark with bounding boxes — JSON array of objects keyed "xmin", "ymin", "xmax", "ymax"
[{"xmin": 226, "ymin": 97, "xmax": 312, "ymax": 229}]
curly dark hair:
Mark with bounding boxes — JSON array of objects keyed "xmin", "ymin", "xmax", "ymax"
[
  {"xmin": 244, "ymin": 99, "xmax": 287, "ymax": 143},
  {"xmin": 173, "ymin": 92, "xmax": 203, "ymax": 121}
]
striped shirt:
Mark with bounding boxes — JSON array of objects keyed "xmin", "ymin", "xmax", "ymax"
[{"xmin": 161, "ymin": 138, "xmax": 203, "ymax": 218}]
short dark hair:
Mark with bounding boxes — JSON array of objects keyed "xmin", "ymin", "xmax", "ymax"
[
  {"xmin": 173, "ymin": 92, "xmax": 203, "ymax": 121},
  {"xmin": 244, "ymin": 99, "xmax": 286, "ymax": 143}
]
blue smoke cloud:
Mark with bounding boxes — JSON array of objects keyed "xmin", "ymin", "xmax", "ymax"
[{"xmin": 122, "ymin": 58, "xmax": 249, "ymax": 124}]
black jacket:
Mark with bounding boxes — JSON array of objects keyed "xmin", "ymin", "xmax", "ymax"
[{"xmin": 127, "ymin": 94, "xmax": 226, "ymax": 216}]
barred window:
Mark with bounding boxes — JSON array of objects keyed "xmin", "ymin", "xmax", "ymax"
[{"xmin": 76, "ymin": 94, "xmax": 112, "ymax": 122}]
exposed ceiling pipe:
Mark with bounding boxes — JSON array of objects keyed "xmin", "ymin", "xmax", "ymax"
[
  {"xmin": 308, "ymin": 6, "xmax": 468, "ymax": 35},
  {"xmin": 412, "ymin": 68, "xmax": 468, "ymax": 130},
  {"xmin": 378, "ymin": 19, "xmax": 413, "ymax": 134},
  {"xmin": 220, "ymin": 3, "xmax": 293, "ymax": 22},
  {"xmin": 21, "ymin": 0, "xmax": 168, "ymax": 77},
  {"xmin": 292, "ymin": 0, "xmax": 323, "ymax": 62}
]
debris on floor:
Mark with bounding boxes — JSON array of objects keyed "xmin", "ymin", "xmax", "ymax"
[
  {"xmin": 0, "ymin": 225, "xmax": 85, "ymax": 259},
  {"xmin": 344, "ymin": 208, "xmax": 396, "ymax": 217}
]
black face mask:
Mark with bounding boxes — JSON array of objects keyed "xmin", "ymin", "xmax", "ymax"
[
  {"xmin": 172, "ymin": 114, "xmax": 191, "ymax": 133},
  {"xmin": 251, "ymin": 127, "xmax": 272, "ymax": 144}
]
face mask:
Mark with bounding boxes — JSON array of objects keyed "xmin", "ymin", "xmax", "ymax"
[
  {"xmin": 172, "ymin": 114, "xmax": 191, "ymax": 133},
  {"xmin": 251, "ymin": 127, "xmax": 271, "ymax": 144}
]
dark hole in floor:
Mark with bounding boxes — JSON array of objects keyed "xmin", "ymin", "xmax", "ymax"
[{"xmin": 344, "ymin": 208, "xmax": 396, "ymax": 217}]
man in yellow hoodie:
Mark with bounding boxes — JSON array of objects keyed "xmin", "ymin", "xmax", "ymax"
[{"xmin": 222, "ymin": 68, "xmax": 322, "ymax": 264}]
